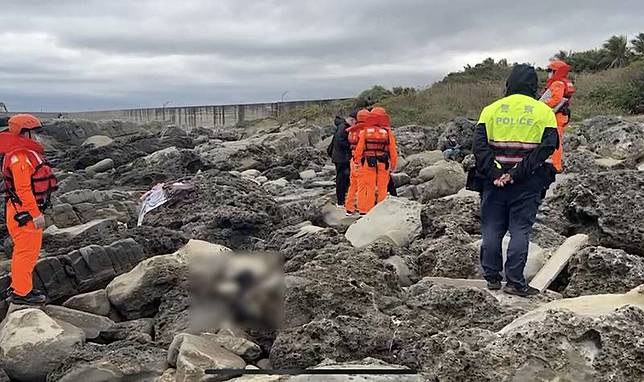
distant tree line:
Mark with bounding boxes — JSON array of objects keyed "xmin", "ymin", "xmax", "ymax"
[{"xmin": 554, "ymin": 33, "xmax": 644, "ymax": 72}]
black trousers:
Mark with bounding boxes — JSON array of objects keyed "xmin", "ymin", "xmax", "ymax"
[{"xmin": 334, "ymin": 162, "xmax": 350, "ymax": 205}]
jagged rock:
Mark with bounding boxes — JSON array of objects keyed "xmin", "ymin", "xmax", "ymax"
[
  {"xmin": 156, "ymin": 368, "xmax": 176, "ymax": 382},
  {"xmin": 34, "ymin": 238, "xmax": 146, "ymax": 302},
  {"xmin": 563, "ymin": 246, "xmax": 644, "ymax": 297},
  {"xmin": 401, "ymin": 150, "xmax": 444, "ymax": 178},
  {"xmin": 115, "ymin": 146, "xmax": 205, "ymax": 187},
  {"xmin": 390, "ymin": 172, "xmax": 411, "ymax": 187},
  {"xmin": 418, "ymin": 305, "xmax": 644, "ymax": 381},
  {"xmin": 241, "ymin": 169, "xmax": 261, "ymax": 178},
  {"xmin": 285, "ymin": 358, "xmax": 424, "ymax": 381},
  {"xmin": 345, "ymin": 197, "xmax": 422, "ymax": 248},
  {"xmin": 48, "ymin": 203, "xmax": 82, "ymax": 228},
  {"xmin": 416, "ymin": 160, "xmax": 466, "ymax": 201},
  {"xmin": 44, "ymin": 219, "xmax": 119, "ymax": 244},
  {"xmin": 0, "ymin": 308, "xmax": 85, "ymax": 381},
  {"xmin": 417, "ymin": 237, "xmax": 480, "ymax": 279},
  {"xmin": 393, "ymin": 125, "xmax": 441, "ymax": 156},
  {"xmin": 0, "ymin": 369, "xmax": 8, "ymax": 382},
  {"xmin": 437, "ymin": 117, "xmax": 476, "ymax": 153},
  {"xmin": 43, "ymin": 305, "xmax": 115, "ymax": 340},
  {"xmin": 168, "ymin": 333, "xmax": 246, "ymax": 382},
  {"xmin": 200, "ymin": 333, "xmax": 262, "ymax": 362},
  {"xmin": 281, "ymin": 228, "xmax": 348, "ymax": 272},
  {"xmin": 106, "ymin": 252, "xmax": 187, "ymax": 320},
  {"xmin": 539, "ymin": 170, "xmax": 644, "ymax": 256},
  {"xmin": 421, "ymin": 196, "xmax": 480, "ymax": 238},
  {"xmin": 144, "ymin": 170, "xmax": 282, "ymax": 249},
  {"xmin": 579, "ymin": 116, "xmax": 644, "ymax": 160},
  {"xmin": 47, "ymin": 340, "xmax": 167, "ymax": 382},
  {"xmin": 384, "ymin": 255, "xmax": 414, "ymax": 286},
  {"xmin": 81, "ymin": 135, "xmax": 114, "ymax": 148},
  {"xmin": 63, "ymin": 290, "xmax": 111, "ymax": 317},
  {"xmin": 98, "ymin": 318, "xmax": 155, "ymax": 343}
]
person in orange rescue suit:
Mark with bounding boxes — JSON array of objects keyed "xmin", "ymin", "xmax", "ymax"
[
  {"xmin": 344, "ymin": 109, "xmax": 371, "ymax": 215},
  {"xmin": 0, "ymin": 114, "xmax": 58, "ymax": 305},
  {"xmin": 354, "ymin": 106, "xmax": 398, "ymax": 215},
  {"xmin": 540, "ymin": 60, "xmax": 575, "ymax": 172}
]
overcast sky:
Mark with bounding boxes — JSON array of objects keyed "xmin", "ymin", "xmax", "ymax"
[{"xmin": 0, "ymin": 0, "xmax": 642, "ymax": 112}]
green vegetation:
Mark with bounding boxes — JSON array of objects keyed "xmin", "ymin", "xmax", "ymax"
[{"xmin": 280, "ymin": 33, "xmax": 644, "ymax": 126}]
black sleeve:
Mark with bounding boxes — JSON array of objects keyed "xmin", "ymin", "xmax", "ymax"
[
  {"xmin": 334, "ymin": 123, "xmax": 350, "ymax": 153},
  {"xmin": 473, "ymin": 123, "xmax": 504, "ymax": 181},
  {"xmin": 508, "ymin": 127, "xmax": 559, "ymax": 182}
]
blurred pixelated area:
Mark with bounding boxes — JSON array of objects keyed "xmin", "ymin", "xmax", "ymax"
[{"xmin": 188, "ymin": 248, "xmax": 284, "ymax": 333}]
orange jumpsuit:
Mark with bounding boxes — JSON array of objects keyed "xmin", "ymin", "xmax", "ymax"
[
  {"xmin": 355, "ymin": 110, "xmax": 398, "ymax": 214},
  {"xmin": 344, "ymin": 110, "xmax": 371, "ymax": 213},
  {"xmin": 6, "ymin": 151, "xmax": 43, "ymax": 297},
  {"xmin": 541, "ymin": 60, "xmax": 575, "ymax": 172}
]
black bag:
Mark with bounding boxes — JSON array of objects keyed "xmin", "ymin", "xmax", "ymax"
[
  {"xmin": 326, "ymin": 136, "xmax": 335, "ymax": 158},
  {"xmin": 465, "ymin": 168, "xmax": 483, "ymax": 193}
]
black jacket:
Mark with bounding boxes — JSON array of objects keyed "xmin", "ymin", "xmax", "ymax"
[{"xmin": 331, "ymin": 116, "xmax": 351, "ymax": 164}]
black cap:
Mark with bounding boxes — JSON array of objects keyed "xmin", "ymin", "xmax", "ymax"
[{"xmin": 505, "ymin": 64, "xmax": 538, "ymax": 98}]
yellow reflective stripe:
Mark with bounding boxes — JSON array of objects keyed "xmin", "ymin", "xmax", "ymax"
[{"xmin": 494, "ymin": 160, "xmax": 502, "ymax": 169}]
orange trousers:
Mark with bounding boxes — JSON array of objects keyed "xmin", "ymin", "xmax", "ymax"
[
  {"xmin": 550, "ymin": 113, "xmax": 569, "ymax": 172},
  {"xmin": 7, "ymin": 203, "xmax": 43, "ymax": 296},
  {"xmin": 344, "ymin": 159, "xmax": 363, "ymax": 213},
  {"xmin": 357, "ymin": 161, "xmax": 390, "ymax": 214}
]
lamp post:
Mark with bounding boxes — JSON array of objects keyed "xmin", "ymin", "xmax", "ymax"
[
  {"xmin": 162, "ymin": 101, "xmax": 172, "ymax": 122},
  {"xmin": 281, "ymin": 91, "xmax": 288, "ymax": 103}
]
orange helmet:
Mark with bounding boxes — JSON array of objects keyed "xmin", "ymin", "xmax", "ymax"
[
  {"xmin": 356, "ymin": 109, "xmax": 371, "ymax": 123},
  {"xmin": 371, "ymin": 107, "xmax": 391, "ymax": 128},
  {"xmin": 8, "ymin": 114, "xmax": 42, "ymax": 136}
]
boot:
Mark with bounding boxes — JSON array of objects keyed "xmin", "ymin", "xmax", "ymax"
[{"xmin": 9, "ymin": 290, "xmax": 47, "ymax": 305}]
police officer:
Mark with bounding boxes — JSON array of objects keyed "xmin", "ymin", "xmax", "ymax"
[{"xmin": 473, "ymin": 64, "xmax": 559, "ymax": 297}]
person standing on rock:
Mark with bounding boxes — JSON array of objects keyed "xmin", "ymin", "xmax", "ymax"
[
  {"xmin": 0, "ymin": 114, "xmax": 58, "ymax": 305},
  {"xmin": 330, "ymin": 110, "xmax": 357, "ymax": 207},
  {"xmin": 355, "ymin": 107, "xmax": 398, "ymax": 215},
  {"xmin": 344, "ymin": 109, "xmax": 371, "ymax": 215},
  {"xmin": 473, "ymin": 64, "xmax": 559, "ymax": 297},
  {"xmin": 540, "ymin": 59, "xmax": 575, "ymax": 174}
]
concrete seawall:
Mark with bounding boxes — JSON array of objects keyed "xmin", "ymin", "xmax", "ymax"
[{"xmin": 1, "ymin": 98, "xmax": 350, "ymax": 128}]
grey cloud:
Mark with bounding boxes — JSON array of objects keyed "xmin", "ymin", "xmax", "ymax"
[{"xmin": 0, "ymin": 0, "xmax": 642, "ymax": 111}]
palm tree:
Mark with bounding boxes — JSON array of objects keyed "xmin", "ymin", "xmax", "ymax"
[
  {"xmin": 554, "ymin": 50, "xmax": 569, "ymax": 61},
  {"xmin": 631, "ymin": 33, "xmax": 644, "ymax": 56},
  {"xmin": 602, "ymin": 35, "xmax": 631, "ymax": 68}
]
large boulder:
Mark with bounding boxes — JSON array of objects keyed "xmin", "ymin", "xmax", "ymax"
[
  {"xmin": 563, "ymin": 246, "xmax": 644, "ymax": 297},
  {"xmin": 47, "ymin": 340, "xmax": 167, "ymax": 382},
  {"xmin": 143, "ymin": 170, "xmax": 282, "ymax": 249},
  {"xmin": 421, "ymin": 196, "xmax": 480, "ymax": 238},
  {"xmin": 417, "ymin": 236, "xmax": 480, "ymax": 279},
  {"xmin": 393, "ymin": 125, "xmax": 441, "ymax": 156},
  {"xmin": 43, "ymin": 305, "xmax": 115, "ymax": 340},
  {"xmin": 62, "ymin": 289, "xmax": 111, "ymax": 317},
  {"xmin": 106, "ymin": 252, "xmax": 186, "ymax": 320},
  {"xmin": 422, "ymin": 304, "xmax": 644, "ymax": 381},
  {"xmin": 416, "ymin": 160, "xmax": 466, "ymax": 201},
  {"xmin": 34, "ymin": 238, "xmax": 146, "ymax": 302},
  {"xmin": 539, "ymin": 170, "xmax": 644, "ymax": 256},
  {"xmin": 401, "ymin": 150, "xmax": 444, "ymax": 178},
  {"xmin": 578, "ymin": 116, "xmax": 644, "ymax": 160},
  {"xmin": 0, "ymin": 308, "xmax": 85, "ymax": 381},
  {"xmin": 345, "ymin": 197, "xmax": 422, "ymax": 248},
  {"xmin": 115, "ymin": 146, "xmax": 205, "ymax": 187},
  {"xmin": 168, "ymin": 333, "xmax": 246, "ymax": 382},
  {"xmin": 437, "ymin": 117, "xmax": 476, "ymax": 152}
]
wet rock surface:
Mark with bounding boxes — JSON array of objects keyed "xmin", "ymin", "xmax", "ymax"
[{"xmin": 0, "ymin": 116, "xmax": 640, "ymax": 381}]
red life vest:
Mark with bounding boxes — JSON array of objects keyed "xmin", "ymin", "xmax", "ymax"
[
  {"xmin": 363, "ymin": 126, "xmax": 390, "ymax": 158},
  {"xmin": 347, "ymin": 122, "xmax": 366, "ymax": 151},
  {"xmin": 2, "ymin": 149, "xmax": 58, "ymax": 211}
]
